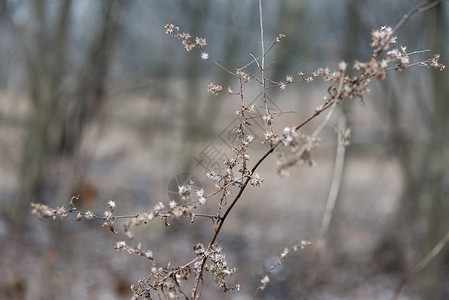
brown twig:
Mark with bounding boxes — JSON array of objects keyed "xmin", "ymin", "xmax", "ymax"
[
  {"xmin": 392, "ymin": 0, "xmax": 429, "ymax": 33},
  {"xmin": 391, "ymin": 228, "xmax": 449, "ymax": 300},
  {"xmin": 418, "ymin": 0, "xmax": 445, "ymax": 12}
]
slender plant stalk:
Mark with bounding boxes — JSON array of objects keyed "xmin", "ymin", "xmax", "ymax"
[
  {"xmin": 391, "ymin": 228, "xmax": 449, "ymax": 300},
  {"xmin": 307, "ymin": 113, "xmax": 347, "ymax": 289}
]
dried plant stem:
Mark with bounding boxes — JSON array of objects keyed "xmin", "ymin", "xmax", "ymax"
[
  {"xmin": 312, "ymin": 102, "xmax": 337, "ymax": 138},
  {"xmin": 253, "ymin": 241, "xmax": 312, "ymax": 299},
  {"xmin": 191, "ymin": 97, "xmax": 339, "ymax": 299},
  {"xmin": 295, "ymin": 101, "xmax": 335, "ymax": 132},
  {"xmin": 307, "ymin": 113, "xmax": 347, "ymax": 289},
  {"xmin": 208, "ymin": 57, "xmax": 237, "ymax": 77},
  {"xmin": 393, "ymin": 0, "xmax": 429, "ymax": 33},
  {"xmin": 258, "ymin": 0, "xmax": 270, "ymax": 118},
  {"xmin": 240, "ymin": 39, "xmax": 278, "ymax": 71},
  {"xmin": 259, "ymin": 0, "xmax": 264, "ymax": 74},
  {"xmin": 418, "ymin": 0, "xmax": 445, "ymax": 12},
  {"xmin": 391, "ymin": 228, "xmax": 449, "ymax": 300}
]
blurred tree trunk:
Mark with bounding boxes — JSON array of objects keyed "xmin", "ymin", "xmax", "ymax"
[
  {"xmin": 60, "ymin": 1, "xmax": 127, "ymax": 157},
  {"xmin": 15, "ymin": 1, "xmax": 128, "ymax": 217},
  {"xmin": 270, "ymin": 0, "xmax": 302, "ymax": 81},
  {"xmin": 199, "ymin": 2, "xmax": 241, "ymax": 142},
  {"xmin": 62, "ymin": 0, "xmax": 129, "ymax": 205},
  {"xmin": 179, "ymin": 0, "xmax": 210, "ymax": 173},
  {"xmin": 384, "ymin": 3, "xmax": 448, "ymax": 298},
  {"xmin": 16, "ymin": 0, "xmax": 73, "ymax": 216},
  {"xmin": 419, "ymin": 3, "xmax": 448, "ymax": 299}
]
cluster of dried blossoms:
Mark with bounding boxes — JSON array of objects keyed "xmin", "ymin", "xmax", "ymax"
[
  {"xmin": 115, "ymin": 240, "xmax": 154, "ymax": 260},
  {"xmin": 31, "ymin": 8, "xmax": 445, "ymax": 299},
  {"xmin": 195, "ymin": 243, "xmax": 238, "ymax": 292},
  {"xmin": 31, "ymin": 202, "xmax": 69, "ymax": 220},
  {"xmin": 130, "ymin": 259, "xmax": 194, "ymax": 300},
  {"xmin": 164, "ymin": 23, "xmax": 207, "ymax": 52}
]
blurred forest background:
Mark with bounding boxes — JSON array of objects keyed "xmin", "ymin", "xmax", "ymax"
[{"xmin": 0, "ymin": 0, "xmax": 448, "ymax": 299}]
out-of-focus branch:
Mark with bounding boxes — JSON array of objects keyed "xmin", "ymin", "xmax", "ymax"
[
  {"xmin": 391, "ymin": 228, "xmax": 449, "ymax": 300},
  {"xmin": 307, "ymin": 113, "xmax": 347, "ymax": 288}
]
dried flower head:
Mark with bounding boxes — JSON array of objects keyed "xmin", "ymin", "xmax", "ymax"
[
  {"xmin": 260, "ymin": 275, "xmax": 270, "ymax": 290},
  {"xmin": 30, "ymin": 203, "xmax": 68, "ymax": 220},
  {"xmin": 195, "ymin": 37, "xmax": 207, "ymax": 48},
  {"xmin": 207, "ymin": 82, "xmax": 223, "ymax": 95},
  {"xmin": 164, "ymin": 23, "xmax": 179, "ymax": 34},
  {"xmin": 428, "ymin": 54, "xmax": 446, "ymax": 71},
  {"xmin": 275, "ymin": 33, "xmax": 286, "ymax": 43},
  {"xmin": 371, "ymin": 25, "xmax": 396, "ymax": 51},
  {"xmin": 250, "ymin": 172, "xmax": 263, "ymax": 187}
]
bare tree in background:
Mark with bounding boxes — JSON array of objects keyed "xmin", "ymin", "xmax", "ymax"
[
  {"xmin": 419, "ymin": 3, "xmax": 449, "ymax": 298},
  {"xmin": 381, "ymin": 2, "xmax": 449, "ymax": 298},
  {"xmin": 177, "ymin": 0, "xmax": 256, "ymax": 173},
  {"xmin": 16, "ymin": 0, "xmax": 74, "ymax": 217},
  {"xmin": 14, "ymin": 0, "xmax": 128, "ymax": 218}
]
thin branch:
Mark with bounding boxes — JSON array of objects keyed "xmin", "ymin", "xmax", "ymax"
[
  {"xmin": 391, "ymin": 228, "xmax": 449, "ymax": 300},
  {"xmin": 311, "ymin": 102, "xmax": 337, "ymax": 138},
  {"xmin": 208, "ymin": 56, "xmax": 237, "ymax": 77},
  {"xmin": 418, "ymin": 0, "xmax": 445, "ymax": 12},
  {"xmin": 239, "ymin": 39, "xmax": 279, "ymax": 71},
  {"xmin": 295, "ymin": 100, "xmax": 334, "ymax": 132},
  {"xmin": 258, "ymin": 0, "xmax": 270, "ymax": 118},
  {"xmin": 253, "ymin": 241, "xmax": 312, "ymax": 299},
  {"xmin": 393, "ymin": 0, "xmax": 429, "ymax": 33},
  {"xmin": 245, "ymin": 110, "xmax": 298, "ymax": 121},
  {"xmin": 250, "ymin": 53, "xmax": 261, "ymax": 69}
]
